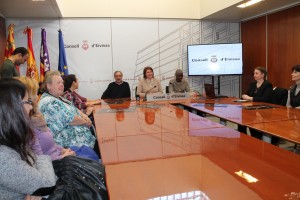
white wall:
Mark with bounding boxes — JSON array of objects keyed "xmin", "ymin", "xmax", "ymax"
[{"xmin": 6, "ymin": 18, "xmax": 240, "ymax": 99}]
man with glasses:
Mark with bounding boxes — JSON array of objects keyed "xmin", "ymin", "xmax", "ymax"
[{"xmin": 0, "ymin": 47, "xmax": 29, "ymax": 79}]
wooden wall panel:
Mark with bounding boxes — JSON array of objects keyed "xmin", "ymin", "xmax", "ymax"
[
  {"xmin": 0, "ymin": 17, "xmax": 6, "ymax": 63},
  {"xmin": 267, "ymin": 5, "xmax": 300, "ymax": 88},
  {"xmin": 242, "ymin": 4, "xmax": 300, "ymax": 91},
  {"xmin": 241, "ymin": 16, "xmax": 266, "ymax": 93}
]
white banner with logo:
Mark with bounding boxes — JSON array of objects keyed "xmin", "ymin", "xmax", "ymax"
[{"xmin": 6, "ymin": 19, "xmax": 240, "ymax": 99}]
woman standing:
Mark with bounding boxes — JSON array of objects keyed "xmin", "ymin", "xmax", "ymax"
[
  {"xmin": 137, "ymin": 66, "xmax": 163, "ymax": 99},
  {"xmin": 242, "ymin": 66, "xmax": 273, "ymax": 102},
  {"xmin": 38, "ymin": 70, "xmax": 95, "ymax": 149},
  {"xmin": 0, "ymin": 78, "xmax": 56, "ymax": 200},
  {"xmin": 287, "ymin": 64, "xmax": 300, "ymax": 108}
]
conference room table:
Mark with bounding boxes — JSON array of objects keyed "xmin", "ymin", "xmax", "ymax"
[
  {"xmin": 180, "ymin": 97, "xmax": 300, "ymax": 144},
  {"xmin": 94, "ymin": 99, "xmax": 300, "ymax": 200}
]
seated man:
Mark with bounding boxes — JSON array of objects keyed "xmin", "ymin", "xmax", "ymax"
[
  {"xmin": 168, "ymin": 69, "xmax": 190, "ymax": 93},
  {"xmin": 101, "ymin": 70, "xmax": 131, "ymax": 99}
]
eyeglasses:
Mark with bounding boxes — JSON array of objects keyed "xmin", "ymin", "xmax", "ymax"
[{"xmin": 22, "ymin": 99, "xmax": 33, "ymax": 106}]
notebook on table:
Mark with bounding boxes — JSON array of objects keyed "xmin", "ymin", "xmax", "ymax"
[{"xmin": 204, "ymin": 83, "xmax": 228, "ymax": 99}]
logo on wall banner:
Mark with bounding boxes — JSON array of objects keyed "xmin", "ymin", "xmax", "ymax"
[
  {"xmin": 82, "ymin": 40, "xmax": 89, "ymax": 50},
  {"xmin": 211, "ymin": 55, "xmax": 217, "ymax": 63}
]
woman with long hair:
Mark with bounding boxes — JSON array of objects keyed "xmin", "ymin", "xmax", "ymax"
[{"xmin": 0, "ymin": 78, "xmax": 56, "ymax": 200}]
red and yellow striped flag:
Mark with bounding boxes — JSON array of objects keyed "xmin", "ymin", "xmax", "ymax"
[
  {"xmin": 4, "ymin": 24, "xmax": 19, "ymax": 73},
  {"xmin": 24, "ymin": 27, "xmax": 39, "ymax": 82}
]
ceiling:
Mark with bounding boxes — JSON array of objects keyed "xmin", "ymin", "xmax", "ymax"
[
  {"xmin": 203, "ymin": 0, "xmax": 300, "ymax": 22},
  {"xmin": 0, "ymin": 0, "xmax": 299, "ymax": 22}
]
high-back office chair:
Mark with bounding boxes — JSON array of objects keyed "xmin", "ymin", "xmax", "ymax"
[
  {"xmin": 166, "ymin": 86, "xmax": 169, "ymax": 94},
  {"xmin": 271, "ymin": 87, "xmax": 288, "ymax": 106},
  {"xmin": 269, "ymin": 87, "xmax": 288, "ymax": 146}
]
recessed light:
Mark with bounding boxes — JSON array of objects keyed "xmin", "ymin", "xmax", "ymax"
[{"xmin": 237, "ymin": 0, "xmax": 263, "ymax": 8}]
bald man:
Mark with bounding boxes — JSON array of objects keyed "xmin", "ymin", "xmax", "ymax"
[{"xmin": 168, "ymin": 69, "xmax": 190, "ymax": 93}]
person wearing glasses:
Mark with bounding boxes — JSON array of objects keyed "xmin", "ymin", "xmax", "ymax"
[
  {"xmin": 38, "ymin": 70, "xmax": 95, "ymax": 150},
  {"xmin": 0, "ymin": 78, "xmax": 56, "ymax": 200}
]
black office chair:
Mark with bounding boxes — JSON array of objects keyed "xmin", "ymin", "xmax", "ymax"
[
  {"xmin": 271, "ymin": 87, "xmax": 288, "ymax": 106},
  {"xmin": 166, "ymin": 86, "xmax": 169, "ymax": 94},
  {"xmin": 269, "ymin": 87, "xmax": 288, "ymax": 145}
]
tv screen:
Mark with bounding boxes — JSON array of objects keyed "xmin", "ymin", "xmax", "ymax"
[{"xmin": 187, "ymin": 43, "xmax": 243, "ymax": 76}]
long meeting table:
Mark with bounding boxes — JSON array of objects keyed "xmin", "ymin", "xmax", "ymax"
[{"xmin": 94, "ymin": 99, "xmax": 300, "ymax": 200}]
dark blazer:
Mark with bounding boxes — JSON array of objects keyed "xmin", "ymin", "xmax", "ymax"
[
  {"xmin": 101, "ymin": 81, "xmax": 131, "ymax": 99},
  {"xmin": 246, "ymin": 80, "xmax": 273, "ymax": 102},
  {"xmin": 290, "ymin": 84, "xmax": 300, "ymax": 108}
]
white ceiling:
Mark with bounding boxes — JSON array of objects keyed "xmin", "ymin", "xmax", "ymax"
[
  {"xmin": 0, "ymin": 0, "xmax": 299, "ymax": 21},
  {"xmin": 203, "ymin": 0, "xmax": 300, "ymax": 22}
]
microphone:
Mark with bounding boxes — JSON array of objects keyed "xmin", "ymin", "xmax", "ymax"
[{"xmin": 144, "ymin": 85, "xmax": 156, "ymax": 101}]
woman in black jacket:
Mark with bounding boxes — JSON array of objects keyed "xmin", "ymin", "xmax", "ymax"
[
  {"xmin": 242, "ymin": 66, "xmax": 273, "ymax": 102},
  {"xmin": 287, "ymin": 64, "xmax": 300, "ymax": 108}
]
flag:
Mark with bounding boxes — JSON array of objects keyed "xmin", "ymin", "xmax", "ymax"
[
  {"xmin": 24, "ymin": 27, "xmax": 39, "ymax": 82},
  {"xmin": 58, "ymin": 30, "xmax": 69, "ymax": 76},
  {"xmin": 4, "ymin": 24, "xmax": 19, "ymax": 72},
  {"xmin": 40, "ymin": 28, "xmax": 50, "ymax": 82}
]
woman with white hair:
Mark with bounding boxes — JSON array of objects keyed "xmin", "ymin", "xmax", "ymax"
[{"xmin": 38, "ymin": 70, "xmax": 95, "ymax": 149}]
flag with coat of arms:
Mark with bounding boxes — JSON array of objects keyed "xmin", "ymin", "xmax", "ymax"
[
  {"xmin": 58, "ymin": 30, "xmax": 69, "ymax": 76},
  {"xmin": 4, "ymin": 24, "xmax": 19, "ymax": 73},
  {"xmin": 40, "ymin": 28, "xmax": 50, "ymax": 82},
  {"xmin": 24, "ymin": 27, "xmax": 39, "ymax": 82}
]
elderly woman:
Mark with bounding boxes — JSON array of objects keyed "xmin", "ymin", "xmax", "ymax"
[
  {"xmin": 287, "ymin": 64, "xmax": 300, "ymax": 108},
  {"xmin": 168, "ymin": 69, "xmax": 190, "ymax": 93},
  {"xmin": 0, "ymin": 78, "xmax": 56, "ymax": 200},
  {"xmin": 137, "ymin": 66, "xmax": 163, "ymax": 99},
  {"xmin": 38, "ymin": 70, "xmax": 95, "ymax": 148}
]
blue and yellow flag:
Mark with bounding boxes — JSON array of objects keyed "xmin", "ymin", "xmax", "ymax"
[{"xmin": 58, "ymin": 30, "xmax": 68, "ymax": 76}]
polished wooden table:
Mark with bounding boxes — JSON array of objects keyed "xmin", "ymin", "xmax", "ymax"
[
  {"xmin": 180, "ymin": 98, "xmax": 300, "ymax": 144},
  {"xmin": 94, "ymin": 100, "xmax": 300, "ymax": 200}
]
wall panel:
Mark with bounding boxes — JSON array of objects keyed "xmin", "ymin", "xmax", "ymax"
[
  {"xmin": 268, "ymin": 5, "xmax": 300, "ymax": 88},
  {"xmin": 241, "ymin": 16, "xmax": 266, "ymax": 93}
]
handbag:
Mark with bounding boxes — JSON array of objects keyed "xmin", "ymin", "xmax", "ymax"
[{"xmin": 48, "ymin": 156, "xmax": 108, "ymax": 200}]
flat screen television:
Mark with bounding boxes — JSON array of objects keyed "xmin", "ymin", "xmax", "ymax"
[{"xmin": 187, "ymin": 43, "xmax": 243, "ymax": 76}]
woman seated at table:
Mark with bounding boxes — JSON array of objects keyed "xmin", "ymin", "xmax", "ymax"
[
  {"xmin": 0, "ymin": 78, "xmax": 56, "ymax": 200},
  {"xmin": 137, "ymin": 66, "xmax": 163, "ymax": 99},
  {"xmin": 62, "ymin": 74, "xmax": 100, "ymax": 115},
  {"xmin": 287, "ymin": 64, "xmax": 300, "ymax": 108},
  {"xmin": 38, "ymin": 70, "xmax": 95, "ymax": 149},
  {"xmin": 241, "ymin": 67, "xmax": 273, "ymax": 140},
  {"xmin": 242, "ymin": 66, "xmax": 273, "ymax": 102}
]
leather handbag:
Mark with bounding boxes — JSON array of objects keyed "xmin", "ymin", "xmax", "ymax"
[{"xmin": 48, "ymin": 156, "xmax": 108, "ymax": 200}]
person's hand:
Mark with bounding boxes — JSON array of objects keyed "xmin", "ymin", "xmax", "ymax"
[
  {"xmin": 61, "ymin": 148, "xmax": 76, "ymax": 157},
  {"xmin": 25, "ymin": 195, "xmax": 42, "ymax": 200},
  {"xmin": 86, "ymin": 106, "xmax": 95, "ymax": 116},
  {"xmin": 82, "ymin": 113, "xmax": 92, "ymax": 127},
  {"xmin": 242, "ymin": 94, "xmax": 252, "ymax": 101}
]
